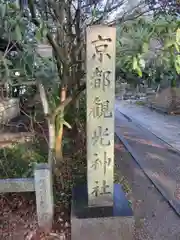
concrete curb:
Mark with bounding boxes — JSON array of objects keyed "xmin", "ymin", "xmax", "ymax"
[{"xmin": 115, "ymin": 111, "xmax": 180, "ymax": 217}]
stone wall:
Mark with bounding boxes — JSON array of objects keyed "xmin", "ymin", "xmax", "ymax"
[
  {"xmin": 0, "ymin": 98, "xmax": 20, "ymax": 124},
  {"xmin": 147, "ymin": 87, "xmax": 180, "ymax": 114},
  {"xmin": 115, "ymin": 82, "xmax": 130, "ymax": 98}
]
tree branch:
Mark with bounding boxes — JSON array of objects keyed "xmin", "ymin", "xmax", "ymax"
[
  {"xmin": 38, "ymin": 83, "xmax": 50, "ymax": 116},
  {"xmin": 28, "ymin": 0, "xmax": 67, "ymax": 65},
  {"xmin": 51, "ymin": 82, "xmax": 86, "ymax": 120},
  {"xmin": 11, "ymin": 81, "xmax": 36, "ymax": 86},
  {"xmin": 108, "ymin": 2, "xmax": 153, "ymax": 26},
  {"xmin": 92, "ymin": 1, "xmax": 125, "ymax": 24}
]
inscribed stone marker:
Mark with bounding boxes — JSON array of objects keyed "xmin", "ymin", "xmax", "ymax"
[
  {"xmin": 86, "ymin": 25, "xmax": 116, "ymax": 207},
  {"xmin": 34, "ymin": 163, "xmax": 53, "ymax": 232}
]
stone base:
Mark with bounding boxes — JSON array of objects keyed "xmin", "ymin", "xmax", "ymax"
[
  {"xmin": 71, "ymin": 216, "xmax": 134, "ymax": 240},
  {"xmin": 71, "ymin": 183, "xmax": 134, "ymax": 240}
]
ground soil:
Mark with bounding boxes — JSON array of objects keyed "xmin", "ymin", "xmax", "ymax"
[
  {"xmin": 3, "ymin": 107, "xmax": 180, "ymax": 239},
  {"xmin": 1, "ymin": 134, "xmax": 180, "ymax": 239},
  {"xmin": 0, "ymin": 113, "xmax": 72, "ymax": 240},
  {"xmin": 0, "ymin": 192, "xmax": 71, "ymax": 240}
]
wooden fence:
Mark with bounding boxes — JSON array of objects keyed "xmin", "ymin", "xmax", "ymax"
[{"xmin": 0, "ymin": 163, "xmax": 54, "ymax": 232}]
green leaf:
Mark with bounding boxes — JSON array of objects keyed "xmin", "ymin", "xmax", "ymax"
[
  {"xmin": 164, "ymin": 40, "xmax": 174, "ymax": 49},
  {"xmin": 139, "ymin": 58, "xmax": 145, "ymax": 69},
  {"xmin": 42, "ymin": 27, "xmax": 48, "ymax": 38},
  {"xmin": 15, "ymin": 24, "xmax": 22, "ymax": 41},
  {"xmin": 176, "ymin": 28, "xmax": 180, "ymax": 45},
  {"xmin": 137, "ymin": 66, "xmax": 142, "ymax": 77},
  {"xmin": 132, "ymin": 56, "xmax": 142, "ymax": 77},
  {"xmin": 171, "ymin": 79, "xmax": 176, "ymax": 87},
  {"xmin": 4, "ymin": 20, "xmax": 8, "ymax": 31},
  {"xmin": 174, "ymin": 43, "xmax": 180, "ymax": 52},
  {"xmin": 175, "ymin": 55, "xmax": 180, "ymax": 74},
  {"xmin": 35, "ymin": 29, "xmax": 42, "ymax": 41},
  {"xmin": 0, "ymin": 3, "xmax": 6, "ymax": 18},
  {"xmin": 63, "ymin": 120, "xmax": 72, "ymax": 129},
  {"xmin": 133, "ymin": 57, "xmax": 138, "ymax": 70},
  {"xmin": 8, "ymin": 2, "xmax": 19, "ymax": 10},
  {"xmin": 92, "ymin": 8, "xmax": 97, "ymax": 18},
  {"xmin": 142, "ymin": 42, "xmax": 149, "ymax": 53}
]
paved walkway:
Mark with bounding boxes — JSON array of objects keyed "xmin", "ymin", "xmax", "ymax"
[
  {"xmin": 115, "ymin": 100, "xmax": 180, "ymax": 151},
  {"xmin": 115, "ymin": 111, "xmax": 180, "ymax": 239},
  {"xmin": 115, "ymin": 134, "xmax": 180, "ymax": 240}
]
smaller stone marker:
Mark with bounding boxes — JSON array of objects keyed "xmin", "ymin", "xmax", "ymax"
[{"xmin": 34, "ymin": 163, "xmax": 54, "ymax": 233}]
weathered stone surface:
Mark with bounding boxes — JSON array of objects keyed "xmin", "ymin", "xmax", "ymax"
[
  {"xmin": 34, "ymin": 163, "xmax": 53, "ymax": 232},
  {"xmin": 71, "ymin": 183, "xmax": 134, "ymax": 240},
  {"xmin": 37, "ymin": 44, "xmax": 52, "ymax": 57},
  {"xmin": 71, "ymin": 216, "xmax": 134, "ymax": 240},
  {"xmin": 0, "ymin": 178, "xmax": 34, "ymax": 193},
  {"xmin": 86, "ymin": 25, "xmax": 116, "ymax": 207},
  {"xmin": 0, "ymin": 98, "xmax": 20, "ymax": 123},
  {"xmin": 147, "ymin": 87, "xmax": 180, "ymax": 114}
]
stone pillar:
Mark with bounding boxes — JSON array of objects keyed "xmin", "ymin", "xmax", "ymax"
[
  {"xmin": 86, "ymin": 25, "xmax": 116, "ymax": 207},
  {"xmin": 71, "ymin": 25, "xmax": 134, "ymax": 240}
]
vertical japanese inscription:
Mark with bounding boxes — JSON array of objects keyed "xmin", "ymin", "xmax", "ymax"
[{"xmin": 86, "ymin": 26, "xmax": 116, "ymax": 207}]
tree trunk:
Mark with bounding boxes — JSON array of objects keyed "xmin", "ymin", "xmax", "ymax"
[
  {"xmin": 48, "ymin": 119, "xmax": 55, "ymax": 169},
  {"xmin": 55, "ymin": 87, "xmax": 66, "ymax": 161}
]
